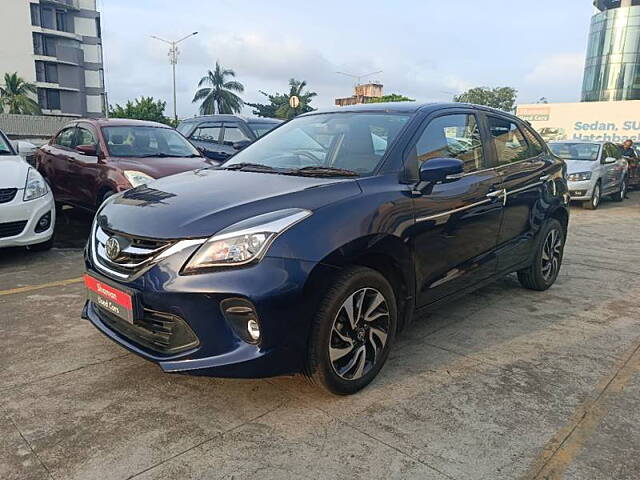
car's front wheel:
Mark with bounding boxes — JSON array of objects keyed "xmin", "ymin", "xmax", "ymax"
[
  {"xmin": 306, "ymin": 266, "xmax": 397, "ymax": 395},
  {"xmin": 518, "ymin": 218, "xmax": 565, "ymax": 291},
  {"xmin": 583, "ymin": 181, "xmax": 600, "ymax": 210}
]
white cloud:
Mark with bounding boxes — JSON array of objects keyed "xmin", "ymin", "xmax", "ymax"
[{"xmin": 524, "ymin": 53, "xmax": 585, "ymax": 94}]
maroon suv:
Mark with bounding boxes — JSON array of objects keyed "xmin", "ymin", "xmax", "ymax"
[{"xmin": 37, "ymin": 119, "xmax": 213, "ymax": 210}]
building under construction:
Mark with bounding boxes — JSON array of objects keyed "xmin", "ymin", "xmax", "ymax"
[{"xmin": 335, "ymin": 83, "xmax": 384, "ymax": 106}]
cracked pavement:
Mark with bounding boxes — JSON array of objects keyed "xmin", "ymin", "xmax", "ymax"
[{"xmin": 1, "ymin": 197, "xmax": 639, "ymax": 480}]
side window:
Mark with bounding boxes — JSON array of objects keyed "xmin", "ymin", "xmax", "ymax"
[
  {"xmin": 522, "ymin": 125, "xmax": 544, "ymax": 157},
  {"xmin": 604, "ymin": 143, "xmax": 620, "ymax": 160},
  {"xmin": 487, "ymin": 117, "xmax": 530, "ymax": 165},
  {"xmin": 54, "ymin": 128, "xmax": 76, "ymax": 148},
  {"xmin": 413, "ymin": 113, "xmax": 485, "ymax": 173},
  {"xmin": 190, "ymin": 125, "xmax": 221, "ymax": 144},
  {"xmin": 222, "ymin": 124, "xmax": 250, "ymax": 145},
  {"xmin": 76, "ymin": 127, "xmax": 97, "ymax": 147}
]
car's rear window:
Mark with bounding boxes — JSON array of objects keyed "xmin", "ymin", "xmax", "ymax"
[{"xmin": 248, "ymin": 123, "xmax": 278, "ymax": 138}]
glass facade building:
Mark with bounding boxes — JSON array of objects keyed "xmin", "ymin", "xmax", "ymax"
[{"xmin": 582, "ymin": 1, "xmax": 640, "ymax": 101}]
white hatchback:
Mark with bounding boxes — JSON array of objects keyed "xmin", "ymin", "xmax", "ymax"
[{"xmin": 0, "ymin": 130, "xmax": 55, "ymax": 250}]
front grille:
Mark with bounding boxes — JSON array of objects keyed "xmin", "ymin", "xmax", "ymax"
[
  {"xmin": 0, "ymin": 188, "xmax": 17, "ymax": 204},
  {"xmin": 0, "ymin": 220, "xmax": 27, "ymax": 238},
  {"xmin": 93, "ymin": 224, "xmax": 172, "ymax": 279},
  {"xmin": 95, "ymin": 304, "xmax": 199, "ymax": 355}
]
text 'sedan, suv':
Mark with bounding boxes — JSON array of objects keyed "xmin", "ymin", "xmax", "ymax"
[{"xmin": 83, "ymin": 103, "xmax": 569, "ymax": 395}]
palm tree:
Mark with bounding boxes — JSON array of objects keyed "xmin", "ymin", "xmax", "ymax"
[
  {"xmin": 192, "ymin": 62, "xmax": 244, "ymax": 114},
  {"xmin": 276, "ymin": 78, "xmax": 317, "ymax": 120},
  {"xmin": 0, "ymin": 73, "xmax": 41, "ymax": 115}
]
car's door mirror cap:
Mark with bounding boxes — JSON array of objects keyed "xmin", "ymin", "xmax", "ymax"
[
  {"xmin": 232, "ymin": 140, "xmax": 251, "ymax": 151},
  {"xmin": 603, "ymin": 156, "xmax": 617, "ymax": 164},
  {"xmin": 419, "ymin": 158, "xmax": 465, "ymax": 184},
  {"xmin": 14, "ymin": 141, "xmax": 37, "ymax": 155},
  {"xmin": 76, "ymin": 144, "xmax": 97, "ymax": 156}
]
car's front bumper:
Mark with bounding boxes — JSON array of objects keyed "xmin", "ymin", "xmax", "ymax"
[
  {"xmin": 83, "ymin": 250, "xmax": 327, "ymax": 378},
  {"xmin": 567, "ymin": 179, "xmax": 595, "ymax": 201},
  {"xmin": 0, "ymin": 191, "xmax": 55, "ymax": 248}
]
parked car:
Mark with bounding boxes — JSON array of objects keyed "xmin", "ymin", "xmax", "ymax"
[
  {"xmin": 83, "ymin": 102, "xmax": 569, "ymax": 395},
  {"xmin": 0, "ymin": 129, "xmax": 55, "ymax": 250},
  {"xmin": 177, "ymin": 115, "xmax": 281, "ymax": 163},
  {"xmin": 549, "ymin": 141, "xmax": 628, "ymax": 209},
  {"xmin": 36, "ymin": 119, "xmax": 214, "ymax": 211}
]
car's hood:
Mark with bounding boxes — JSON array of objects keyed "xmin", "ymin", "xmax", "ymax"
[
  {"xmin": 564, "ymin": 159, "xmax": 598, "ymax": 175},
  {"xmin": 99, "ymin": 169, "xmax": 362, "ymax": 239},
  {"xmin": 111, "ymin": 156, "xmax": 216, "ymax": 179},
  {"xmin": 0, "ymin": 155, "xmax": 29, "ymax": 189}
]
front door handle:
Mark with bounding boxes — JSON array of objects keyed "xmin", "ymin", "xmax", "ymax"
[{"xmin": 486, "ymin": 188, "xmax": 508, "ymax": 206}]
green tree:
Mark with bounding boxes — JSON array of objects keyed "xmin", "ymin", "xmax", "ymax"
[
  {"xmin": 109, "ymin": 96, "xmax": 175, "ymax": 126},
  {"xmin": 247, "ymin": 78, "xmax": 316, "ymax": 120},
  {"xmin": 453, "ymin": 87, "xmax": 517, "ymax": 112},
  {"xmin": 0, "ymin": 72, "xmax": 41, "ymax": 115},
  {"xmin": 365, "ymin": 93, "xmax": 415, "ymax": 103},
  {"xmin": 192, "ymin": 61, "xmax": 244, "ymax": 114}
]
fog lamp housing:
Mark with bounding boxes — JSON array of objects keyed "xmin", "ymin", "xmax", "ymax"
[
  {"xmin": 220, "ymin": 298, "xmax": 261, "ymax": 344},
  {"xmin": 35, "ymin": 211, "xmax": 51, "ymax": 233}
]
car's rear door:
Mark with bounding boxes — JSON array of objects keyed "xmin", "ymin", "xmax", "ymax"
[
  {"xmin": 410, "ymin": 109, "xmax": 504, "ymax": 306},
  {"xmin": 602, "ymin": 143, "xmax": 623, "ymax": 193},
  {"xmin": 187, "ymin": 122, "xmax": 223, "ymax": 161},
  {"xmin": 221, "ymin": 122, "xmax": 252, "ymax": 159},
  {"xmin": 483, "ymin": 114, "xmax": 558, "ymax": 273},
  {"xmin": 67, "ymin": 123, "xmax": 102, "ymax": 209},
  {"xmin": 39, "ymin": 125, "xmax": 78, "ymax": 202}
]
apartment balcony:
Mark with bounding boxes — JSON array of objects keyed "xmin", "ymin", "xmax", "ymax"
[
  {"xmin": 40, "ymin": 0, "xmax": 80, "ymax": 10},
  {"xmin": 32, "ymin": 26, "xmax": 83, "ymax": 42},
  {"xmin": 33, "ymin": 55, "xmax": 80, "ymax": 67},
  {"xmin": 35, "ymin": 82, "xmax": 80, "ymax": 93}
]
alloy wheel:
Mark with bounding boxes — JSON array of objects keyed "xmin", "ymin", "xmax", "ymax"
[
  {"xmin": 329, "ymin": 288, "xmax": 390, "ymax": 381},
  {"xmin": 592, "ymin": 184, "xmax": 600, "ymax": 208},
  {"xmin": 541, "ymin": 228, "xmax": 562, "ymax": 282}
]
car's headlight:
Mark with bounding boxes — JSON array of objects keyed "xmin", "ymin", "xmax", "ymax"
[
  {"xmin": 124, "ymin": 170, "xmax": 154, "ymax": 187},
  {"xmin": 183, "ymin": 208, "xmax": 312, "ymax": 273},
  {"xmin": 567, "ymin": 171, "xmax": 592, "ymax": 182},
  {"xmin": 23, "ymin": 168, "xmax": 48, "ymax": 201}
]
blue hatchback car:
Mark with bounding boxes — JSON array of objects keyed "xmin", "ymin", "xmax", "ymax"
[{"xmin": 83, "ymin": 102, "xmax": 569, "ymax": 395}]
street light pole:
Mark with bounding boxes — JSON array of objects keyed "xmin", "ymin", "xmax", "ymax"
[{"xmin": 151, "ymin": 31, "xmax": 198, "ymax": 123}]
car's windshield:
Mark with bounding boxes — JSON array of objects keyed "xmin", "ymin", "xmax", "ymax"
[
  {"xmin": 102, "ymin": 126, "xmax": 200, "ymax": 158},
  {"xmin": 0, "ymin": 132, "xmax": 15, "ymax": 156},
  {"xmin": 224, "ymin": 113, "xmax": 410, "ymax": 175},
  {"xmin": 248, "ymin": 122, "xmax": 278, "ymax": 138},
  {"xmin": 176, "ymin": 122, "xmax": 193, "ymax": 135},
  {"xmin": 550, "ymin": 142, "xmax": 600, "ymax": 161}
]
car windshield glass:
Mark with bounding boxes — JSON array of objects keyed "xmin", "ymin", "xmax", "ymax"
[
  {"xmin": 176, "ymin": 122, "xmax": 192, "ymax": 135},
  {"xmin": 102, "ymin": 126, "xmax": 200, "ymax": 158},
  {"xmin": 248, "ymin": 123, "xmax": 278, "ymax": 138},
  {"xmin": 550, "ymin": 142, "xmax": 600, "ymax": 161},
  {"xmin": 224, "ymin": 113, "xmax": 410, "ymax": 176},
  {"xmin": 0, "ymin": 132, "xmax": 15, "ymax": 155}
]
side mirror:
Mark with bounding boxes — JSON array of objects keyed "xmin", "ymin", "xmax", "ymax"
[
  {"xmin": 76, "ymin": 144, "xmax": 97, "ymax": 156},
  {"xmin": 603, "ymin": 156, "xmax": 617, "ymax": 164},
  {"xmin": 15, "ymin": 141, "xmax": 37, "ymax": 155},
  {"xmin": 419, "ymin": 158, "xmax": 465, "ymax": 184},
  {"xmin": 232, "ymin": 140, "xmax": 251, "ymax": 151}
]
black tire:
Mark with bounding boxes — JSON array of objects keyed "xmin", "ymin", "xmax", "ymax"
[
  {"xmin": 306, "ymin": 266, "xmax": 397, "ymax": 395},
  {"xmin": 582, "ymin": 181, "xmax": 601, "ymax": 210},
  {"xmin": 611, "ymin": 176, "xmax": 627, "ymax": 202},
  {"xmin": 518, "ymin": 218, "xmax": 565, "ymax": 291},
  {"xmin": 27, "ymin": 236, "xmax": 54, "ymax": 252}
]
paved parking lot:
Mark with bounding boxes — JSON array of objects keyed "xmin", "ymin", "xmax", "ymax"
[{"xmin": 1, "ymin": 196, "xmax": 639, "ymax": 480}]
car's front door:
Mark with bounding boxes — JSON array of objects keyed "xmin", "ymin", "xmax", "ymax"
[
  {"xmin": 601, "ymin": 143, "xmax": 623, "ymax": 193},
  {"xmin": 67, "ymin": 124, "xmax": 102, "ymax": 208},
  {"xmin": 484, "ymin": 115, "xmax": 557, "ymax": 273},
  {"xmin": 188, "ymin": 123, "xmax": 224, "ymax": 161},
  {"xmin": 409, "ymin": 110, "xmax": 504, "ymax": 306},
  {"xmin": 220, "ymin": 122, "xmax": 252, "ymax": 159}
]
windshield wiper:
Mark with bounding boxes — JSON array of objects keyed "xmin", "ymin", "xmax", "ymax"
[
  {"xmin": 221, "ymin": 162, "xmax": 278, "ymax": 172},
  {"xmin": 135, "ymin": 153, "xmax": 175, "ymax": 158},
  {"xmin": 286, "ymin": 166, "xmax": 359, "ymax": 177}
]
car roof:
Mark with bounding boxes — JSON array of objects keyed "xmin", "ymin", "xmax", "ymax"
[
  {"xmin": 179, "ymin": 114, "xmax": 282, "ymax": 124},
  {"xmin": 69, "ymin": 118, "xmax": 173, "ymax": 128}
]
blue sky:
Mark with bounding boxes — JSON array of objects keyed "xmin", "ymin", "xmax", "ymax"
[{"xmin": 99, "ymin": 0, "xmax": 594, "ymax": 117}]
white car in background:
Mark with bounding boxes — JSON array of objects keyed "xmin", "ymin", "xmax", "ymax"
[{"xmin": 0, "ymin": 129, "xmax": 55, "ymax": 250}]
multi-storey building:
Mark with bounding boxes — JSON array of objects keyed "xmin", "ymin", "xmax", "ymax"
[{"xmin": 0, "ymin": 0, "xmax": 105, "ymax": 117}]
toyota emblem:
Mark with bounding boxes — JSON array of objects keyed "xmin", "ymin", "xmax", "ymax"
[{"xmin": 105, "ymin": 237, "xmax": 121, "ymax": 261}]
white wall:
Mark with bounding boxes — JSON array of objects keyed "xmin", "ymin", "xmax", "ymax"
[
  {"xmin": 74, "ymin": 17, "xmax": 97, "ymax": 37},
  {"xmin": 86, "ymin": 95, "xmax": 102, "ymax": 113},
  {"xmin": 84, "ymin": 70, "xmax": 102, "ymax": 88},
  {"xmin": 82, "ymin": 44, "xmax": 102, "ymax": 63},
  {"xmin": 0, "ymin": 2, "xmax": 37, "ymax": 84},
  {"xmin": 78, "ymin": 0, "xmax": 97, "ymax": 10}
]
